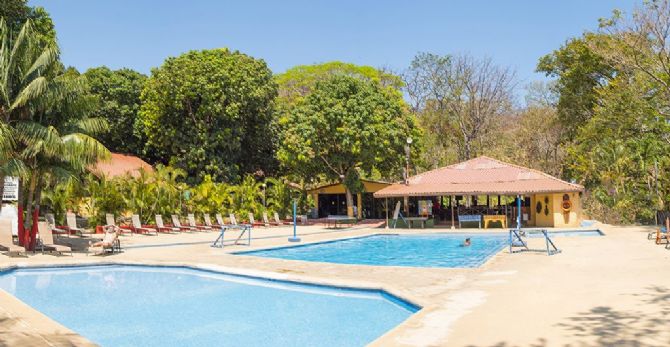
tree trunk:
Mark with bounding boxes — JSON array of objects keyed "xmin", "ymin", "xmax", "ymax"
[
  {"xmin": 0, "ymin": 173, "xmax": 5, "ymax": 203},
  {"xmin": 29, "ymin": 178, "xmax": 43, "ymax": 252},
  {"xmin": 345, "ymin": 187, "xmax": 354, "ymax": 217},
  {"xmin": 17, "ymin": 185, "xmax": 25, "ymax": 246},
  {"xmin": 24, "ymin": 170, "xmax": 38, "ymax": 251}
]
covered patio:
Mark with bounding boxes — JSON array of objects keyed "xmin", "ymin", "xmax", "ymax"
[{"xmin": 374, "ymin": 156, "xmax": 584, "ymax": 228}]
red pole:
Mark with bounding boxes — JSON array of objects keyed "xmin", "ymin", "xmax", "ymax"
[
  {"xmin": 28, "ymin": 208, "xmax": 39, "ymax": 251},
  {"xmin": 17, "ymin": 205, "xmax": 24, "ymax": 246}
]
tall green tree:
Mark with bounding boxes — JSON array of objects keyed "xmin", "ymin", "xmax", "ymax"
[
  {"xmin": 84, "ymin": 67, "xmax": 147, "ymax": 155},
  {"xmin": 276, "ymin": 75, "xmax": 417, "ymax": 216},
  {"xmin": 139, "ymin": 48, "xmax": 278, "ymax": 184},
  {"xmin": 537, "ymin": 33, "xmax": 616, "ymax": 140}
]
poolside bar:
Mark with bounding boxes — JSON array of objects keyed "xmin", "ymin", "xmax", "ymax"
[{"xmin": 373, "ymin": 156, "xmax": 585, "ymax": 228}]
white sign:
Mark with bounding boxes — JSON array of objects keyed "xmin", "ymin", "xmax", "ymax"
[{"xmin": 3, "ymin": 177, "xmax": 18, "ymax": 201}]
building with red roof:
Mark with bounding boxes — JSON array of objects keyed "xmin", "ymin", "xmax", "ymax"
[
  {"xmin": 90, "ymin": 153, "xmax": 154, "ymax": 178},
  {"xmin": 374, "ymin": 156, "xmax": 584, "ymax": 228}
]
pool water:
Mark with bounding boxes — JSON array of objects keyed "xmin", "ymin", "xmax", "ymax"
[
  {"xmin": 239, "ymin": 234, "xmax": 508, "ymax": 268},
  {"xmin": 0, "ymin": 265, "xmax": 417, "ymax": 347}
]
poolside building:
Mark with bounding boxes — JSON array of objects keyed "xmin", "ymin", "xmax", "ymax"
[
  {"xmin": 90, "ymin": 153, "xmax": 154, "ymax": 178},
  {"xmin": 374, "ymin": 156, "xmax": 584, "ymax": 228},
  {"xmin": 307, "ymin": 180, "xmax": 390, "ymax": 219}
]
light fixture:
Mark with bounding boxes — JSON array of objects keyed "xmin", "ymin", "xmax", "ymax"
[{"xmin": 406, "ymin": 137, "xmax": 413, "ymax": 144}]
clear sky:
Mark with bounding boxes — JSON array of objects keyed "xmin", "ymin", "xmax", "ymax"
[{"xmin": 30, "ymin": 0, "xmax": 637, "ymax": 88}]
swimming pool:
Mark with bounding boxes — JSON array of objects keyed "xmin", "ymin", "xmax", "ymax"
[
  {"xmin": 0, "ymin": 264, "xmax": 418, "ymax": 346},
  {"xmin": 239, "ymin": 234, "xmax": 508, "ymax": 268}
]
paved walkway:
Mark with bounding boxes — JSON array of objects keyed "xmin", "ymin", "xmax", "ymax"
[{"xmin": 1, "ymin": 223, "xmax": 669, "ymax": 346}]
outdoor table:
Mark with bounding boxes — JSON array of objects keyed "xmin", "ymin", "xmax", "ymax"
[
  {"xmin": 483, "ymin": 215, "xmax": 507, "ymax": 228},
  {"xmin": 404, "ymin": 217, "xmax": 428, "ymax": 229},
  {"xmin": 326, "ymin": 215, "xmax": 357, "ymax": 228},
  {"xmin": 211, "ymin": 224, "xmax": 253, "ymax": 248}
]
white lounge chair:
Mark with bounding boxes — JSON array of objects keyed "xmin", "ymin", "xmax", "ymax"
[
  {"xmin": 131, "ymin": 215, "xmax": 157, "ymax": 235},
  {"xmin": 65, "ymin": 212, "xmax": 89, "ymax": 236},
  {"xmin": 204, "ymin": 213, "xmax": 221, "ymax": 229},
  {"xmin": 171, "ymin": 215, "xmax": 197, "ymax": 232},
  {"xmin": 89, "ymin": 231, "xmax": 120, "ymax": 255},
  {"xmin": 155, "ymin": 215, "xmax": 180, "ymax": 233},
  {"xmin": 38, "ymin": 221, "xmax": 72, "ymax": 256},
  {"xmin": 0, "ymin": 218, "xmax": 25, "ymax": 256},
  {"xmin": 215, "ymin": 213, "xmax": 225, "ymax": 226},
  {"xmin": 188, "ymin": 213, "xmax": 212, "ymax": 231}
]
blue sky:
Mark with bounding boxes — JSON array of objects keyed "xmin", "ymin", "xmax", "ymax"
[{"xmin": 31, "ymin": 0, "xmax": 637, "ymax": 88}]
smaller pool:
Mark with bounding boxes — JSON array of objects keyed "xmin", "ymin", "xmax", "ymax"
[
  {"xmin": 238, "ymin": 234, "xmax": 507, "ymax": 268},
  {"xmin": 526, "ymin": 229, "xmax": 603, "ymax": 238}
]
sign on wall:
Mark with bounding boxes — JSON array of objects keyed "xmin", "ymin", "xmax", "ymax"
[{"xmin": 2, "ymin": 177, "xmax": 19, "ymax": 201}]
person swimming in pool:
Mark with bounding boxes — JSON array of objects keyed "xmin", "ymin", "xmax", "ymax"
[{"xmin": 463, "ymin": 238, "xmax": 471, "ymax": 247}]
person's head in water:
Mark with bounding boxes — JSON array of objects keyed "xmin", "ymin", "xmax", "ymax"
[{"xmin": 464, "ymin": 238, "xmax": 471, "ymax": 246}]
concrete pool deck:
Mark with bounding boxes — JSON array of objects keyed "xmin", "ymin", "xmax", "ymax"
[{"xmin": 1, "ymin": 223, "xmax": 669, "ymax": 346}]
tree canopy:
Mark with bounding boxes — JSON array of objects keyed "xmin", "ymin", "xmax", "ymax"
[
  {"xmin": 276, "ymin": 74, "xmax": 417, "ymax": 215},
  {"xmin": 84, "ymin": 67, "xmax": 147, "ymax": 155},
  {"xmin": 138, "ymin": 48, "xmax": 278, "ymax": 184}
]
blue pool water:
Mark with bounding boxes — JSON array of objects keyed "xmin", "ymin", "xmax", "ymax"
[
  {"xmin": 239, "ymin": 234, "xmax": 508, "ymax": 268},
  {"xmin": 0, "ymin": 265, "xmax": 417, "ymax": 347}
]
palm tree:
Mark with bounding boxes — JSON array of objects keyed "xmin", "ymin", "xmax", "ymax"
[{"xmin": 0, "ymin": 19, "xmax": 110, "ymax": 249}]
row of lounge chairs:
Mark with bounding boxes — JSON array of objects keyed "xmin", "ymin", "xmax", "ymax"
[
  {"xmin": 0, "ymin": 217, "xmax": 119, "ymax": 257},
  {"xmin": 108, "ymin": 212, "xmax": 293, "ymax": 236}
]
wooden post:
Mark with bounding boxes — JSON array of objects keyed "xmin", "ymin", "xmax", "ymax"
[
  {"xmin": 356, "ymin": 193, "xmax": 363, "ymax": 219},
  {"xmin": 385, "ymin": 198, "xmax": 389, "ymax": 229},
  {"xmin": 451, "ymin": 195, "xmax": 455, "ymax": 229}
]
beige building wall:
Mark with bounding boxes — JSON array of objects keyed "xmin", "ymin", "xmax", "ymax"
[{"xmin": 533, "ymin": 192, "xmax": 581, "ymax": 228}]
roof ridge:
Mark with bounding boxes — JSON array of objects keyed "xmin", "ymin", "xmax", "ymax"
[{"xmin": 411, "ymin": 155, "xmax": 583, "ymax": 190}]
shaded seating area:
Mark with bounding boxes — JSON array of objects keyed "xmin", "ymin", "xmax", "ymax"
[{"xmin": 374, "ymin": 156, "xmax": 584, "ymax": 229}]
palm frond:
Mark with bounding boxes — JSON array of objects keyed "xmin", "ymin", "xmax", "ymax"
[
  {"xmin": 14, "ymin": 121, "xmax": 62, "ymax": 158},
  {"xmin": 60, "ymin": 133, "xmax": 110, "ymax": 172},
  {"xmin": 22, "ymin": 44, "xmax": 59, "ymax": 83},
  {"xmin": 75, "ymin": 117, "xmax": 109, "ymax": 135},
  {"xmin": 10, "ymin": 76, "xmax": 48, "ymax": 110}
]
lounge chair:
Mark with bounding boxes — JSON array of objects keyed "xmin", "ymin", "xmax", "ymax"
[
  {"xmin": 203, "ymin": 213, "xmax": 221, "ymax": 229},
  {"xmin": 131, "ymin": 215, "xmax": 157, "ymax": 235},
  {"xmin": 171, "ymin": 215, "xmax": 197, "ymax": 232},
  {"xmin": 45, "ymin": 213, "xmax": 67, "ymax": 236},
  {"xmin": 653, "ymin": 218, "xmax": 670, "ymax": 245},
  {"xmin": 274, "ymin": 212, "xmax": 292, "ymax": 225},
  {"xmin": 248, "ymin": 213, "xmax": 265, "ymax": 227},
  {"xmin": 215, "ymin": 213, "xmax": 225, "ymax": 226},
  {"xmin": 105, "ymin": 213, "xmax": 130, "ymax": 235},
  {"xmin": 38, "ymin": 221, "xmax": 72, "ymax": 256},
  {"xmin": 229, "ymin": 213, "xmax": 241, "ymax": 226},
  {"xmin": 263, "ymin": 212, "xmax": 280, "ymax": 227},
  {"xmin": 0, "ymin": 218, "xmax": 26, "ymax": 256},
  {"xmin": 65, "ymin": 212, "xmax": 89, "ymax": 237},
  {"xmin": 89, "ymin": 231, "xmax": 120, "ymax": 255},
  {"xmin": 155, "ymin": 215, "xmax": 180, "ymax": 233},
  {"xmin": 188, "ymin": 213, "xmax": 212, "ymax": 231}
]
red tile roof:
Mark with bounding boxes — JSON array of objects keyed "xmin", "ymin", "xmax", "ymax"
[
  {"xmin": 91, "ymin": 153, "xmax": 153, "ymax": 178},
  {"xmin": 374, "ymin": 156, "xmax": 583, "ymax": 198}
]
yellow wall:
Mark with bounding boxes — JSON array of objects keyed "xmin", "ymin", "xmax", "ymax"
[
  {"xmin": 533, "ymin": 192, "xmax": 581, "ymax": 227},
  {"xmin": 308, "ymin": 181, "xmax": 390, "ymax": 195},
  {"xmin": 308, "ymin": 181, "xmax": 390, "ymax": 218}
]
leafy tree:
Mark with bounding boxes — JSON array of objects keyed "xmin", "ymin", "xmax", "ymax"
[
  {"xmin": 84, "ymin": 67, "xmax": 148, "ymax": 155},
  {"xmin": 0, "ymin": 0, "xmax": 55, "ymax": 44},
  {"xmin": 139, "ymin": 48, "xmax": 278, "ymax": 184},
  {"xmin": 537, "ymin": 33, "xmax": 616, "ymax": 140},
  {"xmin": 277, "ymin": 74, "xmax": 417, "ymax": 216},
  {"xmin": 275, "ymin": 61, "xmax": 403, "ymax": 106}
]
